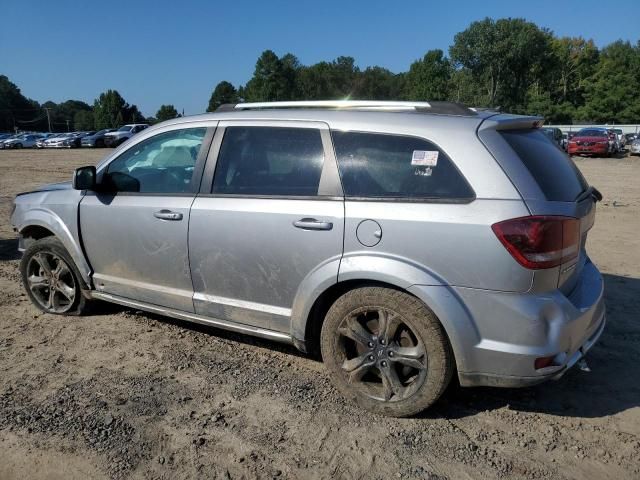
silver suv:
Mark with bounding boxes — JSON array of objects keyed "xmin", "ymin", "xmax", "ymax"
[{"xmin": 10, "ymin": 101, "xmax": 606, "ymax": 417}]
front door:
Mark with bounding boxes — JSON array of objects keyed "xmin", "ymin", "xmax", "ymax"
[
  {"xmin": 189, "ymin": 122, "xmax": 344, "ymax": 332},
  {"xmin": 80, "ymin": 125, "xmax": 213, "ymax": 311}
]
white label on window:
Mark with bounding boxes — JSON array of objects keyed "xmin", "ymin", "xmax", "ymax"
[
  {"xmin": 414, "ymin": 167, "xmax": 432, "ymax": 176},
  {"xmin": 411, "ymin": 150, "xmax": 438, "ymax": 166}
]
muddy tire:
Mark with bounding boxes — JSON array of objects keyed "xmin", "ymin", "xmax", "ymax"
[
  {"xmin": 20, "ymin": 237, "xmax": 90, "ymax": 315},
  {"xmin": 320, "ymin": 287, "xmax": 454, "ymax": 417}
]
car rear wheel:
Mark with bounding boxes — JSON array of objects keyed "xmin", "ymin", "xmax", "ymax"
[
  {"xmin": 320, "ymin": 287, "xmax": 453, "ymax": 417},
  {"xmin": 20, "ymin": 237, "xmax": 90, "ymax": 315},
  {"xmin": 15, "ymin": 143, "xmax": 23, "ymax": 149}
]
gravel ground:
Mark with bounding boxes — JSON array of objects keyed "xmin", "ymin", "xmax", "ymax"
[{"xmin": 0, "ymin": 148, "xmax": 639, "ymax": 480}]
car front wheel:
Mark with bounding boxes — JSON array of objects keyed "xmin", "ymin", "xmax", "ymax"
[
  {"xmin": 320, "ymin": 287, "xmax": 454, "ymax": 417},
  {"xmin": 20, "ymin": 237, "xmax": 89, "ymax": 315}
]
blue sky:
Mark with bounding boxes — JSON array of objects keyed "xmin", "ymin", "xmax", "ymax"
[{"xmin": 2, "ymin": 0, "xmax": 638, "ymax": 116}]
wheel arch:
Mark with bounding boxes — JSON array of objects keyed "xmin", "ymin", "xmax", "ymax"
[
  {"xmin": 295, "ymin": 277, "xmax": 478, "ymax": 374},
  {"xmin": 17, "ymin": 210, "xmax": 92, "ymax": 286}
]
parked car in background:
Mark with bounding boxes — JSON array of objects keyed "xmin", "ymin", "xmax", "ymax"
[
  {"xmin": 611, "ymin": 128, "xmax": 625, "ymax": 149},
  {"xmin": 0, "ymin": 133, "xmax": 14, "ymax": 142},
  {"xmin": 541, "ymin": 127, "xmax": 563, "ymax": 149},
  {"xmin": 65, "ymin": 131, "xmax": 95, "ymax": 148},
  {"xmin": 2, "ymin": 134, "xmax": 44, "ymax": 149},
  {"xmin": 568, "ymin": 128, "xmax": 612, "ymax": 157},
  {"xmin": 630, "ymin": 138, "xmax": 640, "ymax": 156},
  {"xmin": 11, "ymin": 101, "xmax": 605, "ymax": 417},
  {"xmin": 624, "ymin": 133, "xmax": 637, "ymax": 144},
  {"xmin": 43, "ymin": 133, "xmax": 74, "ymax": 148},
  {"xmin": 103, "ymin": 124, "xmax": 149, "ymax": 147},
  {"xmin": 36, "ymin": 134, "xmax": 63, "ymax": 149},
  {"xmin": 607, "ymin": 129, "xmax": 620, "ymax": 153},
  {"xmin": 0, "ymin": 134, "xmax": 18, "ymax": 149},
  {"xmin": 81, "ymin": 129, "xmax": 117, "ymax": 148}
]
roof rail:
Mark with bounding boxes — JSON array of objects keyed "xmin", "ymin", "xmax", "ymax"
[{"xmin": 218, "ymin": 100, "xmax": 476, "ymax": 116}]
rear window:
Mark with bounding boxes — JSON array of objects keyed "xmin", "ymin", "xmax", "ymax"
[
  {"xmin": 500, "ymin": 129, "xmax": 588, "ymax": 202},
  {"xmin": 331, "ymin": 131, "xmax": 474, "ymax": 200}
]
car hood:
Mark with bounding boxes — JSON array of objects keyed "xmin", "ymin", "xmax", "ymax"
[
  {"xmin": 105, "ymin": 131, "xmax": 127, "ymax": 137},
  {"xmin": 16, "ymin": 181, "xmax": 72, "ymax": 197}
]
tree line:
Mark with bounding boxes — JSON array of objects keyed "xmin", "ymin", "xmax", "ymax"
[
  {"xmin": 0, "ymin": 79, "xmax": 179, "ymax": 133},
  {"xmin": 2, "ymin": 17, "xmax": 640, "ymax": 133},
  {"xmin": 208, "ymin": 18, "xmax": 640, "ymax": 124}
]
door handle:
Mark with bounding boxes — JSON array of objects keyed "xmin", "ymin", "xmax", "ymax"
[
  {"xmin": 293, "ymin": 218, "xmax": 333, "ymax": 231},
  {"xmin": 153, "ymin": 210, "xmax": 183, "ymax": 221}
]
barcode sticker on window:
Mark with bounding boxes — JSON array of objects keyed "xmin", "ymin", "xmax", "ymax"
[{"xmin": 411, "ymin": 150, "xmax": 438, "ymax": 166}]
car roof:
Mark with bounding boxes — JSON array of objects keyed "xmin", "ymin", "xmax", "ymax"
[{"xmin": 145, "ymin": 105, "xmax": 539, "ymax": 137}]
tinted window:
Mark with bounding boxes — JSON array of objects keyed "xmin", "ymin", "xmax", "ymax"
[
  {"xmin": 500, "ymin": 129, "xmax": 588, "ymax": 202},
  {"xmin": 331, "ymin": 131, "xmax": 474, "ymax": 200},
  {"xmin": 212, "ymin": 127, "xmax": 324, "ymax": 196},
  {"xmin": 105, "ymin": 127, "xmax": 206, "ymax": 193},
  {"xmin": 577, "ymin": 129, "xmax": 607, "ymax": 138}
]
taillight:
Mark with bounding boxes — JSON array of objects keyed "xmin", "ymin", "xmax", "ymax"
[{"xmin": 491, "ymin": 216, "xmax": 580, "ymax": 269}]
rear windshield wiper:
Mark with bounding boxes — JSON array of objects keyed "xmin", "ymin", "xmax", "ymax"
[{"xmin": 575, "ymin": 186, "xmax": 602, "ymax": 203}]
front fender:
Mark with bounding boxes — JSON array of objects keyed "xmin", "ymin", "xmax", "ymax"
[{"xmin": 17, "ymin": 207, "xmax": 92, "ymax": 286}]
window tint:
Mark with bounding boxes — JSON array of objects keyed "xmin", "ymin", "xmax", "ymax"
[
  {"xmin": 577, "ymin": 129, "xmax": 607, "ymax": 138},
  {"xmin": 212, "ymin": 127, "xmax": 324, "ymax": 196},
  {"xmin": 331, "ymin": 131, "xmax": 474, "ymax": 200},
  {"xmin": 501, "ymin": 129, "xmax": 588, "ymax": 202},
  {"xmin": 105, "ymin": 127, "xmax": 206, "ymax": 193}
]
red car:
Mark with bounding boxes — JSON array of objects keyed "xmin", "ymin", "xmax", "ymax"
[{"xmin": 567, "ymin": 128, "xmax": 611, "ymax": 157}]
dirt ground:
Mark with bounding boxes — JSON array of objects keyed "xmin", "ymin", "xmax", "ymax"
[{"xmin": 0, "ymin": 148, "xmax": 639, "ymax": 480}]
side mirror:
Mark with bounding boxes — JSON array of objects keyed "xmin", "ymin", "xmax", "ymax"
[{"xmin": 72, "ymin": 166, "xmax": 96, "ymax": 190}]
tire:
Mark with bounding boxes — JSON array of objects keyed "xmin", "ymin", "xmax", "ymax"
[
  {"xmin": 320, "ymin": 287, "xmax": 454, "ymax": 417},
  {"xmin": 20, "ymin": 237, "xmax": 90, "ymax": 315},
  {"xmin": 15, "ymin": 143, "xmax": 23, "ymax": 149}
]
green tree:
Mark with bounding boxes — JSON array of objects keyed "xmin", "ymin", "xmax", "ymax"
[
  {"xmin": 403, "ymin": 50, "xmax": 452, "ymax": 101},
  {"xmin": 0, "ymin": 75, "xmax": 42, "ymax": 132},
  {"xmin": 206, "ymin": 81, "xmax": 239, "ymax": 111},
  {"xmin": 244, "ymin": 50, "xmax": 297, "ymax": 101},
  {"xmin": 93, "ymin": 89, "xmax": 128, "ymax": 129},
  {"xmin": 295, "ymin": 56, "xmax": 360, "ymax": 99},
  {"xmin": 577, "ymin": 41, "xmax": 640, "ymax": 123},
  {"xmin": 74, "ymin": 110, "xmax": 95, "ymax": 130},
  {"xmin": 450, "ymin": 18, "xmax": 554, "ymax": 110},
  {"xmin": 156, "ymin": 104, "xmax": 178, "ymax": 122},
  {"xmin": 551, "ymin": 37, "xmax": 599, "ymax": 105},
  {"xmin": 352, "ymin": 67, "xmax": 403, "ymax": 100}
]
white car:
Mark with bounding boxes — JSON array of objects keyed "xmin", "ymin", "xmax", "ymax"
[
  {"xmin": 104, "ymin": 124, "xmax": 149, "ymax": 147},
  {"xmin": 2, "ymin": 134, "xmax": 44, "ymax": 149},
  {"xmin": 611, "ymin": 128, "xmax": 626, "ymax": 148},
  {"xmin": 43, "ymin": 133, "xmax": 75, "ymax": 148}
]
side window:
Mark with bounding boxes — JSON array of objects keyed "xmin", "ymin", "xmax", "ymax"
[
  {"xmin": 212, "ymin": 127, "xmax": 324, "ymax": 196},
  {"xmin": 105, "ymin": 127, "xmax": 206, "ymax": 193},
  {"xmin": 331, "ymin": 131, "xmax": 474, "ymax": 200}
]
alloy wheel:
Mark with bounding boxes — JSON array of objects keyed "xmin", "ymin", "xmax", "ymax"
[
  {"xmin": 26, "ymin": 252, "xmax": 76, "ymax": 313},
  {"xmin": 336, "ymin": 307, "xmax": 428, "ymax": 402}
]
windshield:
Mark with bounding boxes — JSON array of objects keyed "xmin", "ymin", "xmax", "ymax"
[{"xmin": 577, "ymin": 129, "xmax": 607, "ymax": 137}]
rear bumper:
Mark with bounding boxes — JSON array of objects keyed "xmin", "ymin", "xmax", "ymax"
[{"xmin": 452, "ymin": 260, "xmax": 606, "ymax": 388}]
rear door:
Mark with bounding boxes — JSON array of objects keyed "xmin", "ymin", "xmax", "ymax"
[
  {"xmin": 188, "ymin": 121, "xmax": 344, "ymax": 333},
  {"xmin": 484, "ymin": 127, "xmax": 595, "ymax": 292}
]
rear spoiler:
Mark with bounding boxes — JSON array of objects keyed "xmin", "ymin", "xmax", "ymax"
[{"xmin": 477, "ymin": 113, "xmax": 545, "ymax": 132}]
